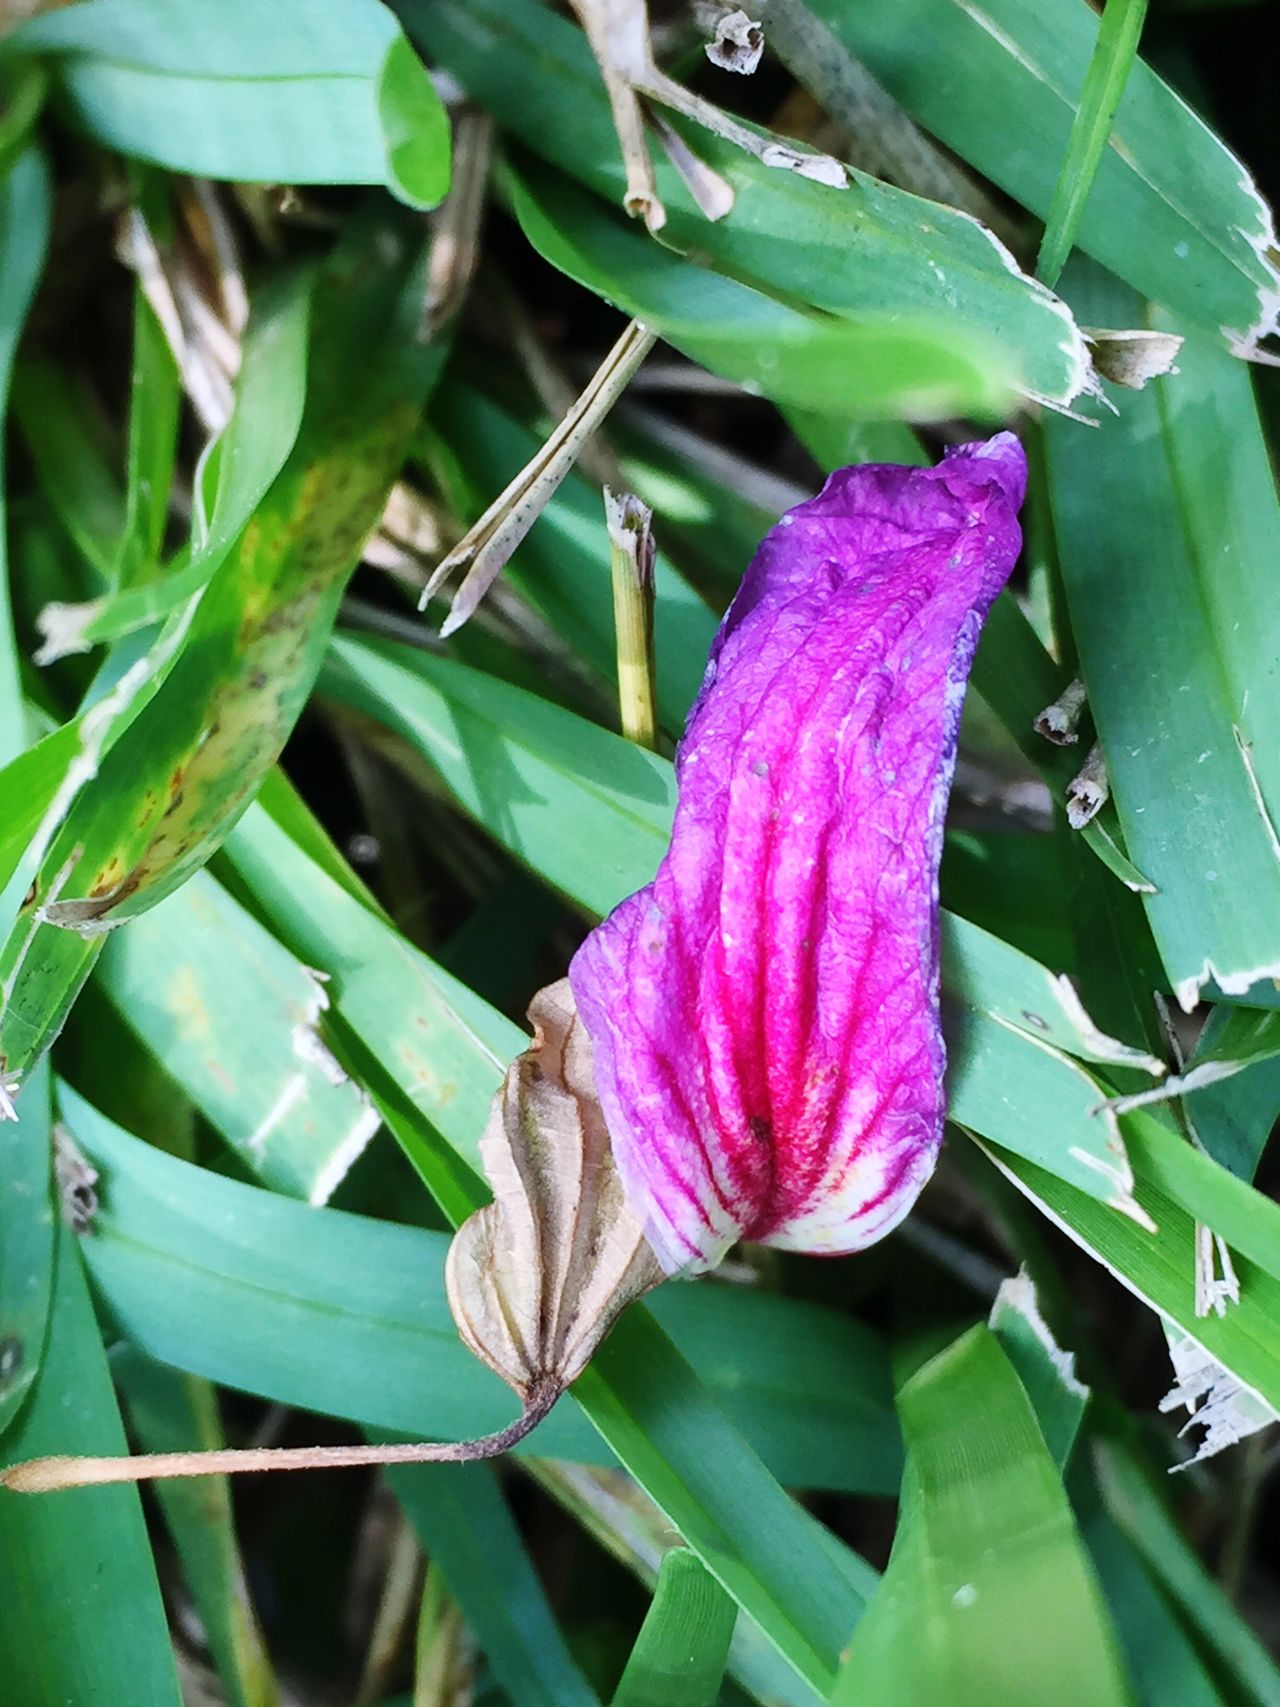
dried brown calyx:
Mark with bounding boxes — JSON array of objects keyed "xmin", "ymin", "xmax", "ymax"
[
  {"xmin": 448, "ymin": 978, "xmax": 664, "ymax": 1403},
  {"xmin": 2, "ymin": 981, "xmax": 661, "ymax": 1495}
]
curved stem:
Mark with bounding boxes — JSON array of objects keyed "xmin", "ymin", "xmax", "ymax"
[{"xmin": 2, "ymin": 1386, "xmax": 560, "ymax": 1494}]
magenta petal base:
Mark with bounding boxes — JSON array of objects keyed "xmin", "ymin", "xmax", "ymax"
[{"xmin": 570, "ymin": 435, "xmax": 1028, "ymax": 1273}]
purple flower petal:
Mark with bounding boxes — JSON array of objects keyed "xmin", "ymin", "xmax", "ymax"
[{"xmin": 570, "ymin": 434, "xmax": 1027, "ymax": 1273}]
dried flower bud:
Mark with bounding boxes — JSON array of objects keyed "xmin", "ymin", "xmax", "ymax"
[{"xmin": 446, "ymin": 980, "xmax": 663, "ymax": 1397}]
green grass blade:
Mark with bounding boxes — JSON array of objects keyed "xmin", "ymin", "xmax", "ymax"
[
  {"xmin": 1191, "ymin": 1007, "xmax": 1280, "ymax": 1077},
  {"xmin": 11, "ymin": 357, "xmax": 123, "ymax": 583},
  {"xmin": 224, "ymin": 795, "xmax": 508, "ymax": 1209},
  {"xmin": 1117, "ymin": 1006, "xmax": 1280, "ymax": 1125},
  {"xmin": 112, "ymin": 278, "xmax": 181, "ymax": 591},
  {"xmin": 793, "ymin": 0, "xmax": 1279, "ymax": 351},
  {"xmin": 508, "ymin": 158, "xmax": 1016, "ymax": 422},
  {"xmin": 1036, "ymin": 0, "xmax": 1150, "ymax": 288},
  {"xmin": 1074, "ymin": 1467, "xmax": 1226, "ymax": 1707},
  {"xmin": 1044, "ymin": 263, "xmax": 1280, "ymax": 1009},
  {"xmin": 1182, "ymin": 1007, "xmax": 1280, "ymax": 1181},
  {"xmin": 0, "ymin": 214, "xmax": 444, "ymax": 1090},
  {"xmin": 45, "ymin": 263, "xmax": 314, "ymax": 656},
  {"xmin": 0, "ymin": 1220, "xmax": 183, "ymax": 1707},
  {"xmin": 0, "ymin": 60, "xmax": 48, "ymax": 173},
  {"xmin": 831, "ymin": 1326, "xmax": 1131, "ymax": 1706},
  {"xmin": 114, "ymin": 1349, "xmax": 281, "ymax": 1707},
  {"xmin": 575, "ymin": 1312, "xmax": 875, "ymax": 1694},
  {"xmin": 0, "ymin": 145, "xmax": 49, "ymax": 762},
  {"xmin": 984, "ymin": 1121, "xmax": 1280, "ymax": 1414},
  {"xmin": 8, "ymin": 0, "xmax": 450, "ymax": 208},
  {"xmin": 323, "ymin": 640, "xmax": 676, "ymax": 918},
  {"xmin": 612, "ymin": 1548, "xmax": 736, "ymax": 1707},
  {"xmin": 532, "ymin": 1460, "xmax": 828, "ymax": 1707},
  {"xmin": 1094, "ymin": 1439, "xmax": 1280, "ymax": 1707},
  {"xmin": 0, "ymin": 1056, "xmax": 54, "ymax": 1437},
  {"xmin": 988, "ymin": 1274, "xmax": 1087, "ymax": 1470},
  {"xmin": 0, "ymin": 723, "xmax": 84, "ymax": 897},
  {"xmin": 97, "ymin": 869, "xmax": 381, "ymax": 1202},
  {"xmin": 406, "ymin": 0, "xmax": 1097, "ymax": 411},
  {"xmin": 384, "ymin": 1458, "xmax": 601, "ymax": 1707}
]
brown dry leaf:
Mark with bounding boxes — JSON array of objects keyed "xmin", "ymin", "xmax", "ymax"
[{"xmin": 446, "ymin": 978, "xmax": 663, "ymax": 1404}]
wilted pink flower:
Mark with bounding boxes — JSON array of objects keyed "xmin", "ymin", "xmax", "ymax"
[{"xmin": 570, "ymin": 434, "xmax": 1027, "ymax": 1273}]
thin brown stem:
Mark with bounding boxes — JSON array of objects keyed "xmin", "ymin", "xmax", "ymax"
[
  {"xmin": 2, "ymin": 1387, "xmax": 560, "ymax": 1494},
  {"xmin": 421, "ymin": 319, "xmax": 658, "ymax": 637}
]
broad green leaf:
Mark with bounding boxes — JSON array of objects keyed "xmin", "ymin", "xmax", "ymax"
[
  {"xmin": 65, "ymin": 1086, "xmax": 878, "ymax": 1693},
  {"xmin": 1044, "ymin": 263, "xmax": 1280, "ymax": 1009},
  {"xmin": 7, "ymin": 0, "xmax": 450, "ymax": 209},
  {"xmin": 113, "ymin": 1349, "xmax": 280, "ymax": 1707},
  {"xmin": 508, "ymin": 159, "xmax": 1016, "ymax": 423},
  {"xmin": 1036, "ymin": 0, "xmax": 1149, "ymax": 288},
  {"xmin": 0, "ymin": 1220, "xmax": 182, "ymax": 1707},
  {"xmin": 97, "ymin": 869, "xmax": 381, "ymax": 1203},
  {"xmin": 0, "ymin": 1057, "xmax": 53, "ymax": 1436},
  {"xmin": 384, "ymin": 1458, "xmax": 601, "ymax": 1707},
  {"xmin": 790, "ymin": 0, "xmax": 1280, "ymax": 352},
  {"xmin": 612, "ymin": 1549, "xmax": 736, "ymax": 1707},
  {"xmin": 0, "ymin": 214, "xmax": 444, "ymax": 1091},
  {"xmin": 321, "ymin": 637, "xmax": 1149, "ymax": 1214},
  {"xmin": 832, "ymin": 1326, "xmax": 1131, "ymax": 1707},
  {"xmin": 0, "ymin": 145, "xmax": 49, "ymax": 762},
  {"xmin": 406, "ymin": 0, "xmax": 1098, "ymax": 411}
]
